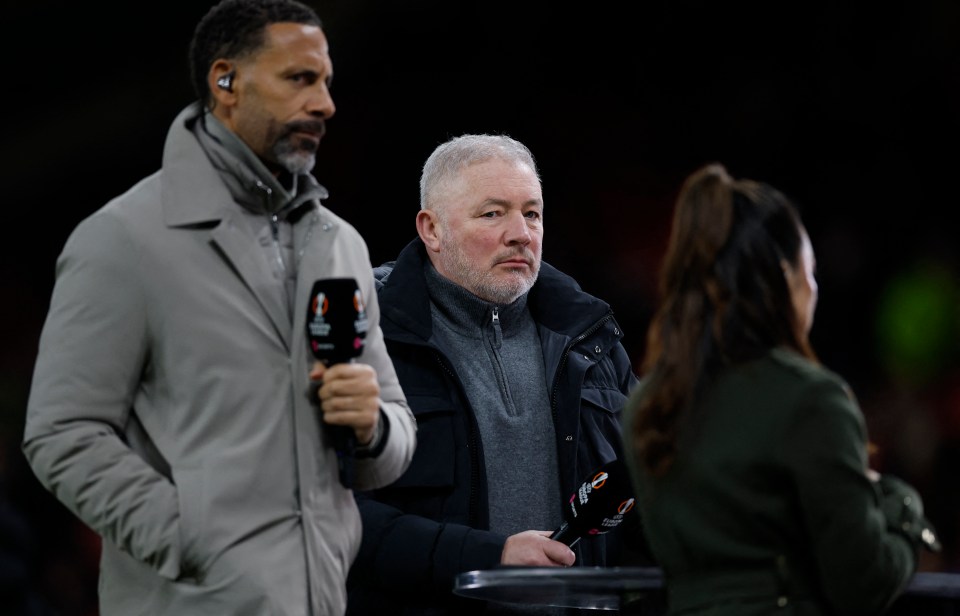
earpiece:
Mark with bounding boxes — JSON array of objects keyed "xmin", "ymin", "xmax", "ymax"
[{"xmin": 216, "ymin": 71, "xmax": 235, "ymax": 92}]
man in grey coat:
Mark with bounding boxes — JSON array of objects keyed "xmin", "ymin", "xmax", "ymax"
[{"xmin": 21, "ymin": 0, "xmax": 416, "ymax": 614}]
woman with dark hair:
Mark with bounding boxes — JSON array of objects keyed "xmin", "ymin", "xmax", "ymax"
[{"xmin": 623, "ymin": 163, "xmax": 937, "ymax": 615}]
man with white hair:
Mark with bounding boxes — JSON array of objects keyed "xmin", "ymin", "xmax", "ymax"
[{"xmin": 347, "ymin": 134, "xmax": 644, "ymax": 615}]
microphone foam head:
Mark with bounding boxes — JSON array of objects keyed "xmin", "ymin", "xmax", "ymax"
[
  {"xmin": 306, "ymin": 278, "xmax": 368, "ymax": 363},
  {"xmin": 565, "ymin": 458, "xmax": 636, "ymax": 537}
]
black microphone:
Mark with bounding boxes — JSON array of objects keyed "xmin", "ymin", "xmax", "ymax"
[
  {"xmin": 305, "ymin": 278, "xmax": 369, "ymax": 488},
  {"xmin": 549, "ymin": 458, "xmax": 636, "ymax": 547}
]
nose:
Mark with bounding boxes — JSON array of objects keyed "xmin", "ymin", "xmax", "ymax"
[
  {"xmin": 307, "ymin": 83, "xmax": 336, "ymax": 119},
  {"xmin": 504, "ymin": 211, "xmax": 532, "ymax": 245}
]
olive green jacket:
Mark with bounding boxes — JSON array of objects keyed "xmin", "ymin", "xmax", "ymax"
[{"xmin": 623, "ymin": 349, "xmax": 924, "ymax": 615}]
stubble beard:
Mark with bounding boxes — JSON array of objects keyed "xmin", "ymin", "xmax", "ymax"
[
  {"xmin": 272, "ymin": 119, "xmax": 325, "ymax": 175},
  {"xmin": 443, "ymin": 242, "xmax": 540, "ymax": 305},
  {"xmin": 273, "ymin": 135, "xmax": 317, "ymax": 175}
]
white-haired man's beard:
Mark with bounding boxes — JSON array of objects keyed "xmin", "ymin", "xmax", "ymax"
[{"xmin": 441, "ymin": 242, "xmax": 540, "ymax": 305}]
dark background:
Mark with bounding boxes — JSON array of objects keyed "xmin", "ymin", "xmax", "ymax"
[{"xmin": 2, "ymin": 1, "xmax": 959, "ymax": 613}]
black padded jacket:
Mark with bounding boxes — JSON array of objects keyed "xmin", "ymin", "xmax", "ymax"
[{"xmin": 346, "ymin": 239, "xmax": 644, "ymax": 615}]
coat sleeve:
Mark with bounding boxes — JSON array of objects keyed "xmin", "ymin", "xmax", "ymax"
[
  {"xmin": 21, "ymin": 211, "xmax": 184, "ymax": 580},
  {"xmin": 351, "ymin": 492, "xmax": 505, "ymax": 596},
  {"xmin": 783, "ymin": 377, "xmax": 918, "ymax": 615},
  {"xmin": 350, "ymin": 249, "xmax": 417, "ymax": 491},
  {"xmin": 604, "ymin": 340, "xmax": 649, "ymax": 563}
]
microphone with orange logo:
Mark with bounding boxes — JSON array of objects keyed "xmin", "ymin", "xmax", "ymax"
[
  {"xmin": 305, "ymin": 278, "xmax": 368, "ymax": 488},
  {"xmin": 550, "ymin": 458, "xmax": 636, "ymax": 547}
]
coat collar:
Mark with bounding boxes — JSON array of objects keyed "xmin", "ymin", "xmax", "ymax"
[
  {"xmin": 377, "ymin": 238, "xmax": 614, "ymax": 341},
  {"xmin": 158, "ymin": 103, "xmax": 329, "ymax": 228},
  {"xmin": 160, "ymin": 103, "xmax": 230, "ymax": 227}
]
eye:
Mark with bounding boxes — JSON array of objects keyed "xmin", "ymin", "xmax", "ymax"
[
  {"xmin": 480, "ymin": 210, "xmax": 499, "ymax": 218},
  {"xmin": 524, "ymin": 210, "xmax": 542, "ymax": 220},
  {"xmin": 290, "ymin": 71, "xmax": 320, "ymax": 86}
]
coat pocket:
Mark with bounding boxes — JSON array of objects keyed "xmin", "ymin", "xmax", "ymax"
[{"xmin": 172, "ymin": 466, "xmax": 207, "ymax": 581}]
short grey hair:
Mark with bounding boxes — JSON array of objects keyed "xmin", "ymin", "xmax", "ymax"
[{"xmin": 419, "ymin": 134, "xmax": 541, "ymax": 211}]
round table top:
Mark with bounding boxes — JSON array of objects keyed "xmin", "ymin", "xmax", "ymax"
[{"xmin": 454, "ymin": 566, "xmax": 664, "ymax": 611}]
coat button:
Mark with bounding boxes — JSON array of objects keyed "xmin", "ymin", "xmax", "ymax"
[
  {"xmin": 777, "ymin": 596, "xmax": 788, "ymax": 607},
  {"xmin": 594, "ymin": 345, "xmax": 602, "ymax": 354}
]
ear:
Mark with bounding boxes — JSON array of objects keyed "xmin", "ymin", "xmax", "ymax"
[
  {"xmin": 781, "ymin": 257, "xmax": 798, "ymax": 287},
  {"xmin": 416, "ymin": 209, "xmax": 441, "ymax": 253},
  {"xmin": 208, "ymin": 60, "xmax": 237, "ymax": 112}
]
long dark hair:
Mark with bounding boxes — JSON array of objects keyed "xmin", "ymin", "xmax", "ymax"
[{"xmin": 632, "ymin": 163, "xmax": 816, "ymax": 476}]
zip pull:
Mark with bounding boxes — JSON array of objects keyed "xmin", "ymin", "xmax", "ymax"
[
  {"xmin": 254, "ymin": 179, "xmax": 275, "ymax": 212},
  {"xmin": 255, "ymin": 180, "xmax": 274, "ymax": 198},
  {"xmin": 491, "ymin": 307, "xmax": 502, "ymax": 349},
  {"xmin": 270, "ymin": 213, "xmax": 280, "ymax": 239}
]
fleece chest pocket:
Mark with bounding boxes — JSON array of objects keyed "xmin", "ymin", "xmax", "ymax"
[{"xmin": 389, "ymin": 393, "xmax": 456, "ymax": 489}]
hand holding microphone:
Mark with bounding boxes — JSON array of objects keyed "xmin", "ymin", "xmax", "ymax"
[
  {"xmin": 308, "ymin": 363, "xmax": 380, "ymax": 448},
  {"xmin": 501, "ymin": 530, "xmax": 576, "ymax": 567},
  {"xmin": 305, "ymin": 278, "xmax": 380, "ymax": 488},
  {"xmin": 499, "ymin": 459, "xmax": 635, "ymax": 566}
]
